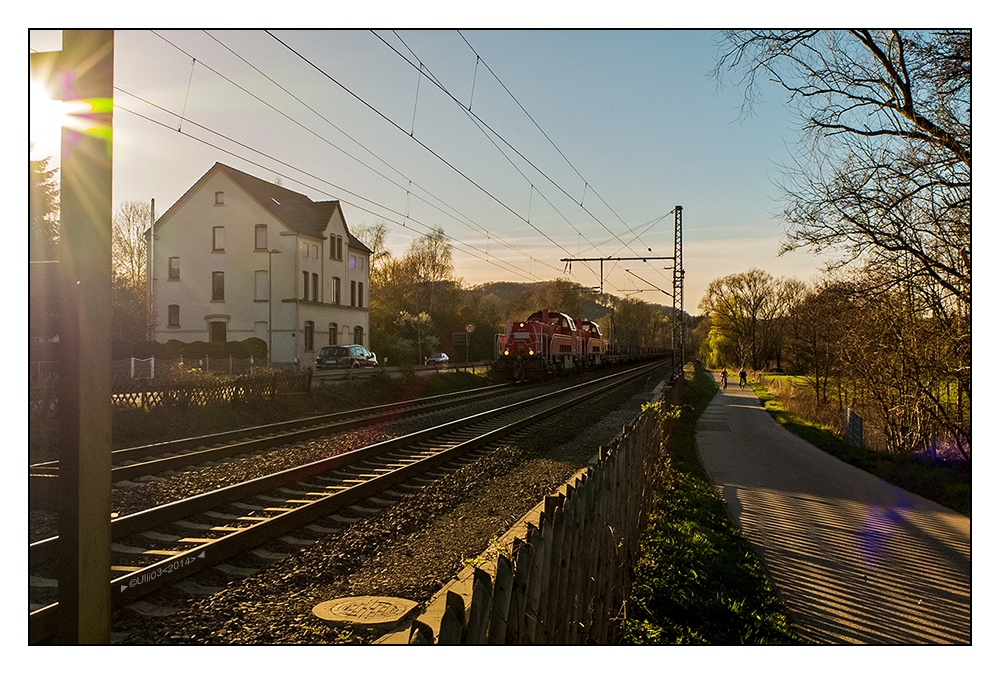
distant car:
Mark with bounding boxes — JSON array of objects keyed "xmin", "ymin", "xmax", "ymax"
[
  {"xmin": 425, "ymin": 352, "xmax": 450, "ymax": 366},
  {"xmin": 315, "ymin": 344, "xmax": 378, "ymax": 370}
]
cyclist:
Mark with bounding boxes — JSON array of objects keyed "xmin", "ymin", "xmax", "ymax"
[
  {"xmin": 739, "ymin": 367, "xmax": 747, "ymax": 390},
  {"xmin": 720, "ymin": 368, "xmax": 729, "ymax": 389}
]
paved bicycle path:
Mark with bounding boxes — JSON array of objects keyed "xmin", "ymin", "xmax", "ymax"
[{"xmin": 695, "ymin": 376, "xmax": 971, "ymax": 644}]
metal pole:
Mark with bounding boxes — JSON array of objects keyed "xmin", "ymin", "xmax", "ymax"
[
  {"xmin": 673, "ymin": 206, "xmax": 684, "ymax": 375},
  {"xmin": 268, "ymin": 251, "xmax": 273, "ymax": 366},
  {"xmin": 147, "ymin": 198, "xmax": 154, "ymax": 339},
  {"xmin": 268, "ymin": 248, "xmax": 280, "ymax": 366}
]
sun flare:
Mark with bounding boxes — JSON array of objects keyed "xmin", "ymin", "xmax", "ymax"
[{"xmin": 29, "ymin": 81, "xmax": 65, "ymax": 160}]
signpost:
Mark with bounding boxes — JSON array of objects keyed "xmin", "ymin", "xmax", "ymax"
[{"xmin": 465, "ymin": 323, "xmax": 475, "ymax": 363}]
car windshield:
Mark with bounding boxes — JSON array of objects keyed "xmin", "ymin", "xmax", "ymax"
[{"xmin": 319, "ymin": 347, "xmax": 349, "ymax": 358}]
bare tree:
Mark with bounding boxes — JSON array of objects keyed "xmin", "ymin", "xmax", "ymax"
[
  {"xmin": 111, "ymin": 200, "xmax": 151, "ymax": 345},
  {"xmin": 716, "ymin": 30, "xmax": 971, "ymax": 308},
  {"xmin": 352, "ymin": 221, "xmax": 392, "ymax": 274},
  {"xmin": 788, "ymin": 281, "xmax": 853, "ymax": 409},
  {"xmin": 407, "ymin": 226, "xmax": 456, "ymax": 316},
  {"xmin": 717, "ymin": 30, "xmax": 971, "ymax": 458}
]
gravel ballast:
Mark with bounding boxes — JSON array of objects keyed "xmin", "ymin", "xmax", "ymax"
[{"xmin": 71, "ymin": 367, "xmax": 673, "ymax": 644}]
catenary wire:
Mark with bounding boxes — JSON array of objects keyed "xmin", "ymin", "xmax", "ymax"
[
  {"xmin": 197, "ymin": 30, "xmax": 561, "ymax": 277},
  {"xmin": 148, "ymin": 30, "xmax": 562, "ymax": 279},
  {"xmin": 115, "ymin": 97, "xmax": 540, "ymax": 283}
]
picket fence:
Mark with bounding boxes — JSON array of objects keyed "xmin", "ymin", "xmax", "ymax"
[{"xmin": 377, "ymin": 375, "xmax": 684, "ymax": 645}]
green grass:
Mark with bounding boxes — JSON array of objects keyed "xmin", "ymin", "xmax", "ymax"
[
  {"xmin": 750, "ymin": 381, "xmax": 971, "ymax": 517},
  {"xmin": 621, "ymin": 364, "xmax": 801, "ymax": 645}
]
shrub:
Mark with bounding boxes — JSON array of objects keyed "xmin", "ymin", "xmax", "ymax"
[
  {"xmin": 241, "ymin": 337, "xmax": 268, "ymax": 360},
  {"xmin": 131, "ymin": 340, "xmax": 157, "ymax": 359},
  {"xmin": 182, "ymin": 340, "xmax": 208, "ymax": 360}
]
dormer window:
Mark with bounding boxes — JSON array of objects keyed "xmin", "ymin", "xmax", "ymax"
[{"xmin": 215, "ymin": 191, "xmax": 224, "ymax": 206}]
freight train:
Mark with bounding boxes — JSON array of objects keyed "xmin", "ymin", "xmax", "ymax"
[{"xmin": 492, "ymin": 308, "xmax": 667, "ymax": 382}]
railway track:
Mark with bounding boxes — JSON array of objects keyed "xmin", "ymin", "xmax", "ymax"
[
  {"xmin": 29, "ymin": 382, "xmax": 520, "ymax": 483},
  {"xmin": 29, "ymin": 361, "xmax": 665, "ymax": 644}
]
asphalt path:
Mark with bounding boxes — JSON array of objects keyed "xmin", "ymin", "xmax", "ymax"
[{"xmin": 696, "ymin": 374, "xmax": 971, "ymax": 645}]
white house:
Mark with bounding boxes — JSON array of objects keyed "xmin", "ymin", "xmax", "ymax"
[{"xmin": 149, "ymin": 162, "xmax": 372, "ymax": 368}]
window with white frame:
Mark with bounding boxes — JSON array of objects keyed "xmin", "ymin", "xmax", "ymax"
[
  {"xmin": 212, "ymin": 226, "xmax": 225, "ymax": 251},
  {"xmin": 168, "ymin": 256, "xmax": 180, "ymax": 280},
  {"xmin": 168, "ymin": 304, "xmax": 180, "ymax": 327},
  {"xmin": 212, "ymin": 271, "xmax": 225, "ymax": 301},
  {"xmin": 255, "ymin": 224, "xmax": 268, "ymax": 250},
  {"xmin": 254, "ymin": 270, "xmax": 268, "ymax": 301},
  {"xmin": 215, "ymin": 191, "xmax": 224, "ymax": 205}
]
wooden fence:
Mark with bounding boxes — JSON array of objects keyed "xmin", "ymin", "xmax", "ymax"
[{"xmin": 377, "ymin": 374, "xmax": 684, "ymax": 645}]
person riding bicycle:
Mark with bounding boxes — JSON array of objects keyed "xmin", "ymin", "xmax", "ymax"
[
  {"xmin": 720, "ymin": 368, "xmax": 729, "ymax": 389},
  {"xmin": 738, "ymin": 367, "xmax": 747, "ymax": 389}
]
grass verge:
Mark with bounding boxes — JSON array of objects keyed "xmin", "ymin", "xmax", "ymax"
[
  {"xmin": 749, "ymin": 381, "xmax": 971, "ymax": 517},
  {"xmin": 620, "ymin": 363, "xmax": 801, "ymax": 645}
]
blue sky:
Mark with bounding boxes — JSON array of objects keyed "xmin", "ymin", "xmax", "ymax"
[{"xmin": 29, "ymin": 27, "xmax": 839, "ymax": 312}]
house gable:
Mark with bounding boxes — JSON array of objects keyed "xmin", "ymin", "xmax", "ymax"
[{"xmin": 154, "ymin": 163, "xmax": 348, "ymax": 241}]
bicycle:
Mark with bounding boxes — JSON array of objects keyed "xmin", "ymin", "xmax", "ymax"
[{"xmin": 721, "ymin": 373, "xmax": 728, "ymax": 389}]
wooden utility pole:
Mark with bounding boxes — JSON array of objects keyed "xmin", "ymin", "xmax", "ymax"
[{"xmin": 31, "ymin": 29, "xmax": 115, "ymax": 644}]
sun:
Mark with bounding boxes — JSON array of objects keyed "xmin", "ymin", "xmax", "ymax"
[{"xmin": 29, "ymin": 81, "xmax": 65, "ymax": 161}]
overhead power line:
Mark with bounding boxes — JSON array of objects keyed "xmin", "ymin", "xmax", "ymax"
[
  {"xmin": 197, "ymin": 30, "xmax": 559, "ymax": 277},
  {"xmin": 115, "ymin": 97, "xmax": 540, "ymax": 283},
  {"xmin": 144, "ymin": 30, "xmax": 560, "ymax": 279},
  {"xmin": 266, "ymin": 29, "xmax": 576, "ymax": 260}
]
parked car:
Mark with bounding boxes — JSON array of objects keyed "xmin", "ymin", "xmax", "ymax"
[
  {"xmin": 425, "ymin": 352, "xmax": 450, "ymax": 366},
  {"xmin": 315, "ymin": 344, "xmax": 378, "ymax": 370}
]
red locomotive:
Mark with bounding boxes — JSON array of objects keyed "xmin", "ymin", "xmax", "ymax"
[
  {"xmin": 494, "ymin": 309, "xmax": 607, "ymax": 381},
  {"xmin": 577, "ymin": 317, "xmax": 608, "ymax": 368}
]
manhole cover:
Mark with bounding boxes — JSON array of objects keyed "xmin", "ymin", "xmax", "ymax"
[{"xmin": 312, "ymin": 596, "xmax": 418, "ymax": 627}]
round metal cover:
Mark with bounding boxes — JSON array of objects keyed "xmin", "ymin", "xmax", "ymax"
[{"xmin": 312, "ymin": 596, "xmax": 418, "ymax": 626}]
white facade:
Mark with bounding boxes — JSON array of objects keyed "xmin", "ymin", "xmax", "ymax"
[{"xmin": 149, "ymin": 163, "xmax": 371, "ymax": 368}]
